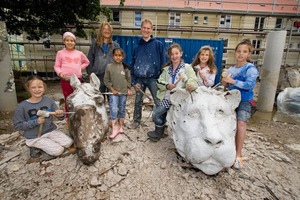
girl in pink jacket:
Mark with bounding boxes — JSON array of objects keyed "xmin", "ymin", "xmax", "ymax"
[{"xmin": 54, "ymin": 32, "xmax": 90, "ymax": 114}]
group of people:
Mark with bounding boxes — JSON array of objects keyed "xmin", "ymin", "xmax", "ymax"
[{"xmin": 13, "ymin": 18, "xmax": 258, "ymax": 169}]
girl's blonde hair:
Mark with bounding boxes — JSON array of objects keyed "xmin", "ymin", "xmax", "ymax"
[
  {"xmin": 235, "ymin": 39, "xmax": 253, "ymax": 53},
  {"xmin": 191, "ymin": 45, "xmax": 217, "ymax": 74},
  {"xmin": 96, "ymin": 22, "xmax": 113, "ymax": 46},
  {"xmin": 25, "ymin": 75, "xmax": 46, "ymax": 92}
]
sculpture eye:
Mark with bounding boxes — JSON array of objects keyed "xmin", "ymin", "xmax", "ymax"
[
  {"xmin": 187, "ymin": 111, "xmax": 199, "ymax": 118},
  {"xmin": 93, "ymin": 143, "xmax": 100, "ymax": 153},
  {"xmin": 94, "ymin": 96, "xmax": 103, "ymax": 106},
  {"xmin": 77, "ymin": 149, "xmax": 85, "ymax": 157},
  {"xmin": 68, "ymin": 103, "xmax": 74, "ymax": 111},
  {"xmin": 215, "ymin": 109, "xmax": 225, "ymax": 118}
]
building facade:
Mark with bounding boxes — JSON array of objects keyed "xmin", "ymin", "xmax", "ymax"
[
  {"xmin": 8, "ymin": 0, "xmax": 300, "ymax": 74},
  {"xmin": 100, "ymin": 0, "xmax": 300, "ymax": 67}
]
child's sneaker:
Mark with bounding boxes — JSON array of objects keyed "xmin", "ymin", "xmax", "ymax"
[
  {"xmin": 65, "ymin": 120, "xmax": 69, "ymax": 130},
  {"xmin": 30, "ymin": 147, "xmax": 42, "ymax": 158},
  {"xmin": 67, "ymin": 145, "xmax": 77, "ymax": 154},
  {"xmin": 233, "ymin": 157, "xmax": 244, "ymax": 169}
]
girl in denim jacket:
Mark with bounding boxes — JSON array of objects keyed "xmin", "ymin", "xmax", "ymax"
[{"xmin": 222, "ymin": 39, "xmax": 259, "ymax": 169}]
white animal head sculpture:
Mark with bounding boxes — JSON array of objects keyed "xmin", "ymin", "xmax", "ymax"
[
  {"xmin": 67, "ymin": 73, "xmax": 109, "ymax": 165},
  {"xmin": 276, "ymin": 87, "xmax": 300, "ymax": 122},
  {"xmin": 167, "ymin": 86, "xmax": 241, "ymax": 175}
]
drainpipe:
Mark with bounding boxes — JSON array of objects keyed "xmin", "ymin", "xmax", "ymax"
[
  {"xmin": 284, "ymin": 19, "xmax": 293, "ymax": 67},
  {"xmin": 257, "ymin": 31, "xmax": 287, "ymax": 112}
]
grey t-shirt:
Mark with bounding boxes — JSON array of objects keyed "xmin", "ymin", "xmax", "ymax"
[{"xmin": 13, "ymin": 97, "xmax": 60, "ymax": 139}]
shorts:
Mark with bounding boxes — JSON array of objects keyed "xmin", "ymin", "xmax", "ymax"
[{"xmin": 236, "ymin": 101, "xmax": 252, "ymax": 122}]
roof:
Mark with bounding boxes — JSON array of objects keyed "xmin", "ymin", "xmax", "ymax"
[{"xmin": 100, "ymin": 0, "xmax": 300, "ymax": 15}]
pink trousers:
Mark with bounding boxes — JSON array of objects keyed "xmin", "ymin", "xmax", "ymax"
[
  {"xmin": 25, "ymin": 129, "xmax": 73, "ymax": 156},
  {"xmin": 60, "ymin": 78, "xmax": 82, "ymax": 115}
]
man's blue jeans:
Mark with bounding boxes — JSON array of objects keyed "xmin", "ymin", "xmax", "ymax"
[{"xmin": 133, "ymin": 78, "xmax": 159, "ymax": 124}]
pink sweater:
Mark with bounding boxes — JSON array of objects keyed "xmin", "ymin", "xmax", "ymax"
[{"xmin": 54, "ymin": 48, "xmax": 90, "ymax": 78}]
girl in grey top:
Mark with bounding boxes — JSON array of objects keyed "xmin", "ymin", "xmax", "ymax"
[
  {"xmin": 13, "ymin": 76, "xmax": 73, "ymax": 158},
  {"xmin": 104, "ymin": 48, "xmax": 133, "ymax": 139}
]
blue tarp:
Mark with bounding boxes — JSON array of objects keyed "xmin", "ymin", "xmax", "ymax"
[{"xmin": 113, "ymin": 35, "xmax": 224, "ymax": 84}]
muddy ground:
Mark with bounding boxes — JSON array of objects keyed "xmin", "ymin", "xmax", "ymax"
[{"xmin": 0, "ymin": 81, "xmax": 299, "ymax": 200}]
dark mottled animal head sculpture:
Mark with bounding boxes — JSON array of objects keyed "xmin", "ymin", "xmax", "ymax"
[
  {"xmin": 167, "ymin": 87, "xmax": 241, "ymax": 175},
  {"xmin": 67, "ymin": 73, "xmax": 109, "ymax": 165}
]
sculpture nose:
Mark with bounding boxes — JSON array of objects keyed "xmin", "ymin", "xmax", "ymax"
[{"xmin": 204, "ymin": 132, "xmax": 224, "ymax": 146}]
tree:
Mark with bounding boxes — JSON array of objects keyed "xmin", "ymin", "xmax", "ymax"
[{"xmin": 0, "ymin": 0, "xmax": 124, "ymax": 40}]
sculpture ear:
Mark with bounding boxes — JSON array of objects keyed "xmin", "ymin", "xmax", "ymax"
[
  {"xmin": 70, "ymin": 73, "xmax": 81, "ymax": 89},
  {"xmin": 90, "ymin": 73, "xmax": 100, "ymax": 90},
  {"xmin": 224, "ymin": 89, "xmax": 241, "ymax": 110},
  {"xmin": 170, "ymin": 88, "xmax": 191, "ymax": 106}
]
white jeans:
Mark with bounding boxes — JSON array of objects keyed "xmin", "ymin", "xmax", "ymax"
[{"xmin": 26, "ymin": 129, "xmax": 73, "ymax": 156}]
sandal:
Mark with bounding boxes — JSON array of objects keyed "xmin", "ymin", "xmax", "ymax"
[{"xmin": 233, "ymin": 157, "xmax": 244, "ymax": 169}]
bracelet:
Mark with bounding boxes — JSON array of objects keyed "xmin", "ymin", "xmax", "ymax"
[{"xmin": 166, "ymin": 84, "xmax": 169, "ymax": 89}]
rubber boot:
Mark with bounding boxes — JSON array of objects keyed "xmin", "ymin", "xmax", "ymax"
[{"xmin": 147, "ymin": 126, "xmax": 164, "ymax": 142}]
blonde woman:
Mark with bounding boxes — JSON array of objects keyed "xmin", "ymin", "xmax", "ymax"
[{"xmin": 87, "ymin": 22, "xmax": 120, "ymax": 93}]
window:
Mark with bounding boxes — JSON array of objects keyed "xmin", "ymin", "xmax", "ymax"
[
  {"xmin": 113, "ymin": 11, "xmax": 119, "ymax": 22},
  {"xmin": 219, "ymin": 15, "xmax": 231, "ymax": 28},
  {"xmin": 203, "ymin": 16, "xmax": 208, "ymax": 24},
  {"xmin": 42, "ymin": 34, "xmax": 51, "ymax": 50},
  {"xmin": 254, "ymin": 17, "xmax": 265, "ymax": 31},
  {"xmin": 252, "ymin": 61, "xmax": 258, "ymax": 66},
  {"xmin": 194, "ymin": 16, "xmax": 199, "ymax": 24},
  {"xmin": 275, "ymin": 18, "xmax": 283, "ymax": 29},
  {"xmin": 18, "ymin": 60, "xmax": 23, "ymax": 68},
  {"xmin": 16, "ymin": 44, "xmax": 23, "ymax": 52},
  {"xmin": 169, "ymin": 13, "xmax": 181, "ymax": 27},
  {"xmin": 43, "ymin": 40, "xmax": 50, "ymax": 50},
  {"xmin": 135, "ymin": 11, "xmax": 142, "ymax": 27},
  {"xmin": 222, "ymin": 59, "xmax": 227, "ymax": 68},
  {"xmin": 219, "ymin": 38, "xmax": 228, "ymax": 53},
  {"xmin": 252, "ymin": 40, "xmax": 261, "ymax": 55}
]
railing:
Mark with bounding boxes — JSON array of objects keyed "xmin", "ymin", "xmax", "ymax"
[{"xmin": 8, "ymin": 41, "xmax": 300, "ymax": 74}]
